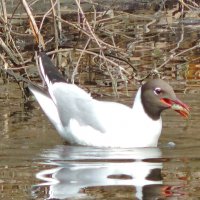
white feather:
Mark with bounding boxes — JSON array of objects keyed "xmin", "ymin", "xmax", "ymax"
[{"xmin": 31, "ymin": 82, "xmax": 162, "ymax": 147}]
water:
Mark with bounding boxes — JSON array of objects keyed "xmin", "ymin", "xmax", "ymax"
[
  {"xmin": 0, "ymin": 83, "xmax": 199, "ymax": 199},
  {"xmin": 32, "ymin": 146, "xmax": 163, "ymax": 200},
  {"xmin": 1, "ymin": 1, "xmax": 200, "ymax": 199}
]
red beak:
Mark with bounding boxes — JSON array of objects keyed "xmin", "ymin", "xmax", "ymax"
[{"xmin": 160, "ymin": 98, "xmax": 190, "ymax": 119}]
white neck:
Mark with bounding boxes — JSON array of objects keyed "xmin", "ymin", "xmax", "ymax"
[
  {"xmin": 132, "ymin": 87, "xmax": 143, "ymax": 110},
  {"xmin": 131, "ymin": 87, "xmax": 162, "ymax": 147}
]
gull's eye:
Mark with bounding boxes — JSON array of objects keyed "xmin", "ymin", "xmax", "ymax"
[{"xmin": 154, "ymin": 87, "xmax": 162, "ymax": 95}]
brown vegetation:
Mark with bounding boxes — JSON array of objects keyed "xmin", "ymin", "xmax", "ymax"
[{"xmin": 0, "ymin": 0, "xmax": 199, "ymax": 97}]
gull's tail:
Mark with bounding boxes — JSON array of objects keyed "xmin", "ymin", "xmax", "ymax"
[{"xmin": 38, "ymin": 52, "xmax": 66, "ymax": 87}]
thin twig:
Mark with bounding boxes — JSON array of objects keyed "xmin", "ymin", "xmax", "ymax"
[
  {"xmin": 21, "ymin": 0, "xmax": 45, "ymax": 49},
  {"xmin": 0, "ymin": 38, "xmax": 20, "ymax": 65},
  {"xmin": 71, "ymin": 38, "xmax": 91, "ymax": 83},
  {"xmin": 0, "ymin": 54, "xmax": 31, "ymax": 84}
]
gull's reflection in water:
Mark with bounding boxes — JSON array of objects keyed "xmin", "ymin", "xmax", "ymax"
[{"xmin": 32, "ymin": 146, "xmax": 163, "ymax": 199}]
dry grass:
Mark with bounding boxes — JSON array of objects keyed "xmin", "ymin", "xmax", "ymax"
[{"xmin": 0, "ymin": 0, "xmax": 199, "ymax": 97}]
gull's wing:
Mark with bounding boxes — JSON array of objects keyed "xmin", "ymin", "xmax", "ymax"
[{"xmin": 30, "ymin": 52, "xmax": 106, "ymax": 133}]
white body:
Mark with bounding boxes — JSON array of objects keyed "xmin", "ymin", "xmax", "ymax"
[{"xmin": 30, "ymin": 82, "xmax": 162, "ymax": 147}]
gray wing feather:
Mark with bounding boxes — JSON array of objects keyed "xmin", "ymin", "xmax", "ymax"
[{"xmin": 52, "ymin": 84, "xmax": 106, "ymax": 133}]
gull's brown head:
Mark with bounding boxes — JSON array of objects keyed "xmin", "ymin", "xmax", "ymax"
[{"xmin": 141, "ymin": 79, "xmax": 190, "ymax": 120}]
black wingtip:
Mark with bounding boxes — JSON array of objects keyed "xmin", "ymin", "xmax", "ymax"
[
  {"xmin": 28, "ymin": 83, "xmax": 48, "ymax": 96},
  {"xmin": 38, "ymin": 52, "xmax": 66, "ymax": 84}
]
